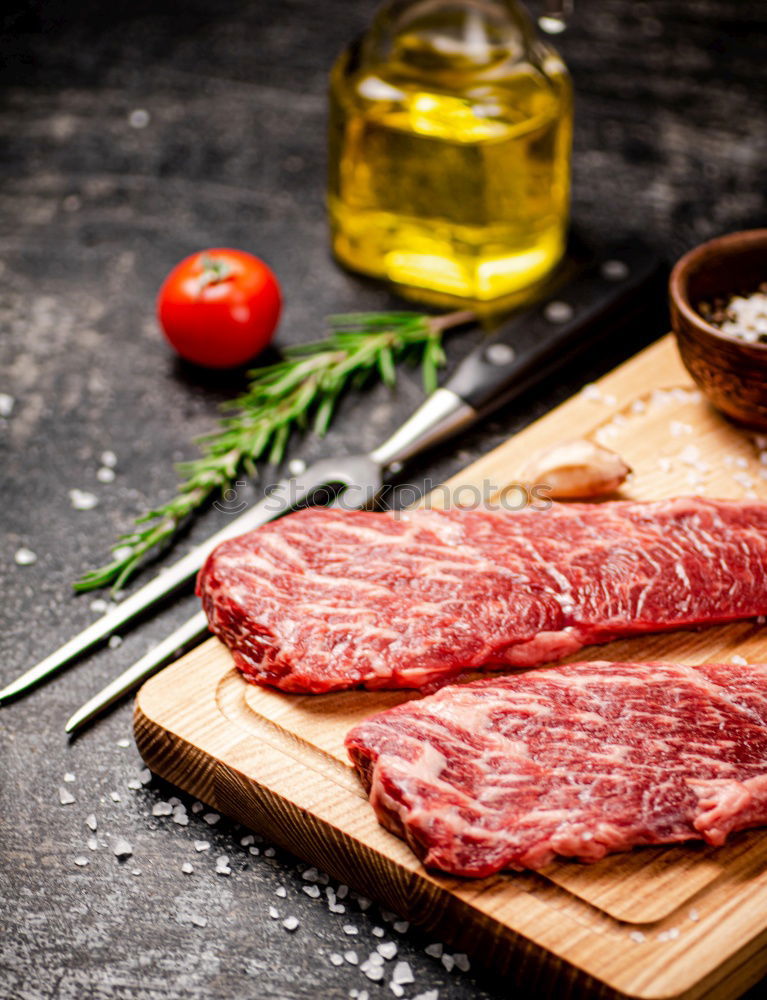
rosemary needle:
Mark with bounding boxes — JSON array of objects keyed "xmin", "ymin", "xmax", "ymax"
[{"xmin": 75, "ymin": 309, "xmax": 473, "ymax": 593}]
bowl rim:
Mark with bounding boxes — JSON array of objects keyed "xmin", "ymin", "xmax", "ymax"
[{"xmin": 669, "ymin": 228, "xmax": 767, "ymax": 354}]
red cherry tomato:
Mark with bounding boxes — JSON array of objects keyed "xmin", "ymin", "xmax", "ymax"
[{"xmin": 157, "ymin": 248, "xmax": 281, "ymax": 368}]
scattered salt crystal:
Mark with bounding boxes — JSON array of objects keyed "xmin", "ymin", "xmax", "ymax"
[
  {"xmin": 360, "ymin": 960, "xmax": 384, "ymax": 982},
  {"xmin": 0, "ymin": 393, "xmax": 15, "ymax": 416},
  {"xmin": 152, "ymin": 802, "xmax": 173, "ymax": 816},
  {"xmin": 74, "ymin": 856, "xmax": 89, "ymax": 867},
  {"xmin": 139, "ymin": 768, "xmax": 152, "ymax": 785},
  {"xmin": 128, "ymin": 108, "xmax": 150, "ymax": 129},
  {"xmin": 581, "ymin": 383, "xmax": 602, "ymax": 402},
  {"xmin": 172, "ymin": 811, "xmax": 189, "ymax": 826},
  {"xmin": 631, "ymin": 398, "xmax": 646, "ymax": 414},
  {"xmin": 112, "ymin": 837, "xmax": 133, "ymax": 858},
  {"xmin": 412, "ymin": 993, "xmax": 439, "ymax": 1000},
  {"xmin": 441, "ymin": 954, "xmax": 455, "ymax": 972},
  {"xmin": 356, "ymin": 895, "xmax": 372, "ymax": 911},
  {"xmin": 168, "ymin": 797, "xmax": 180, "ymax": 807},
  {"xmin": 248, "ymin": 846, "xmax": 260, "ymax": 856},
  {"xmin": 303, "ymin": 885, "xmax": 320, "ymax": 898},
  {"xmin": 190, "ymin": 914, "xmax": 207, "ymax": 927},
  {"xmin": 69, "ymin": 488, "xmax": 99, "ymax": 510},
  {"xmin": 337, "ymin": 884, "xmax": 349, "ymax": 899},
  {"xmin": 113, "ymin": 546, "xmax": 133, "ymax": 562},
  {"xmin": 689, "ymin": 907, "xmax": 700, "ymax": 922},
  {"xmin": 372, "ymin": 926, "xmax": 385, "ymax": 938},
  {"xmin": 264, "ymin": 847, "xmax": 275, "ymax": 857},
  {"xmin": 667, "ymin": 927, "xmax": 680, "ymax": 939},
  {"xmin": 343, "ymin": 924, "xmax": 359, "ymax": 935},
  {"xmin": 670, "ymin": 420, "xmax": 693, "ymax": 437},
  {"xmin": 193, "ymin": 840, "xmax": 210, "ymax": 852},
  {"xmin": 735, "ymin": 456, "xmax": 749, "ymax": 469},
  {"xmin": 330, "ymin": 953, "xmax": 344, "ymax": 966},
  {"xmin": 282, "ymin": 916, "xmax": 299, "ymax": 932},
  {"xmin": 453, "ymin": 953, "xmax": 470, "ymax": 972},
  {"xmin": 302, "ymin": 867, "xmax": 319, "ymax": 882},
  {"xmin": 181, "ymin": 862, "xmax": 194, "ymax": 874},
  {"xmin": 203, "ymin": 812, "xmax": 220, "ymax": 825},
  {"xmin": 101, "ymin": 450, "xmax": 118, "ymax": 468},
  {"xmin": 87, "ymin": 837, "xmax": 98, "ymax": 850},
  {"xmin": 108, "ymin": 635, "xmax": 122, "ymax": 649},
  {"xmin": 391, "ymin": 960, "xmax": 414, "ymax": 985},
  {"xmin": 240, "ymin": 835, "xmax": 254, "ymax": 847},
  {"xmin": 64, "ymin": 772, "xmax": 75, "ymax": 783},
  {"xmin": 109, "ymin": 791, "xmax": 121, "ymax": 802},
  {"xmin": 215, "ymin": 855, "xmax": 231, "ymax": 875},
  {"xmin": 657, "ymin": 931, "xmax": 670, "ymax": 942},
  {"xmin": 97, "ymin": 467, "xmax": 115, "ymax": 483},
  {"xmin": 678, "ymin": 445, "xmax": 701, "ymax": 466},
  {"xmin": 390, "ymin": 985, "xmax": 404, "ymax": 998},
  {"xmin": 381, "ymin": 910, "xmax": 397, "ymax": 922},
  {"xmin": 90, "ymin": 598, "xmax": 108, "ymax": 614},
  {"xmin": 59, "ymin": 787, "xmax": 76, "ymax": 806},
  {"xmin": 630, "ymin": 930, "xmax": 646, "ymax": 943},
  {"xmin": 658, "ymin": 457, "xmax": 673, "ymax": 473},
  {"xmin": 425, "ymin": 942, "xmax": 443, "ymax": 958},
  {"xmin": 329, "ymin": 902, "xmax": 346, "ymax": 914},
  {"xmin": 344, "ymin": 950, "xmax": 359, "ymax": 964},
  {"xmin": 191, "ymin": 802, "xmax": 204, "ymax": 813},
  {"xmin": 14, "ymin": 547, "xmax": 37, "ymax": 565},
  {"xmin": 269, "ymin": 906, "xmax": 279, "ymax": 919},
  {"xmin": 732, "ymin": 655, "xmax": 748, "ymax": 665},
  {"xmin": 377, "ymin": 941, "xmax": 397, "ymax": 960},
  {"xmin": 127, "ymin": 778, "xmax": 141, "ymax": 790},
  {"xmin": 275, "ymin": 886, "xmax": 287, "ymax": 898},
  {"xmin": 116, "ymin": 738, "xmax": 130, "ymax": 748},
  {"xmin": 393, "ymin": 920, "xmax": 409, "ymax": 933},
  {"xmin": 288, "ymin": 458, "xmax": 307, "ymax": 476},
  {"xmin": 85, "ymin": 813, "xmax": 97, "ymax": 831}
]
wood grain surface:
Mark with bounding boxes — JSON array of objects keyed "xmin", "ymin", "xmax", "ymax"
[{"xmin": 135, "ymin": 335, "xmax": 767, "ymax": 1000}]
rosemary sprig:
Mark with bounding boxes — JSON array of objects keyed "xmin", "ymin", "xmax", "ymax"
[{"xmin": 74, "ymin": 309, "xmax": 472, "ymax": 593}]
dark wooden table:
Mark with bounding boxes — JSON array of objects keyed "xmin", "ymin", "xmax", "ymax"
[{"xmin": 2, "ymin": 2, "xmax": 766, "ymax": 998}]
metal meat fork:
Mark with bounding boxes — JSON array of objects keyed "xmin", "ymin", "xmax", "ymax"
[{"xmin": 0, "ymin": 242, "xmax": 660, "ymax": 732}]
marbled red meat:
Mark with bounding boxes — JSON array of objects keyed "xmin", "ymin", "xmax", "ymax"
[
  {"xmin": 345, "ymin": 660, "xmax": 767, "ymax": 875},
  {"xmin": 196, "ymin": 497, "xmax": 767, "ymax": 693}
]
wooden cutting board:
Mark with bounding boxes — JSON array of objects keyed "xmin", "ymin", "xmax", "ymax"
[{"xmin": 134, "ymin": 334, "xmax": 767, "ymax": 1000}]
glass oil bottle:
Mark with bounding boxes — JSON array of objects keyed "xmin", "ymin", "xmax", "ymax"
[{"xmin": 328, "ymin": 0, "xmax": 573, "ymax": 302}]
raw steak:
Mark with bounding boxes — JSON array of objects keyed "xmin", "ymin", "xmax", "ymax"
[
  {"xmin": 346, "ymin": 660, "xmax": 767, "ymax": 875},
  {"xmin": 197, "ymin": 497, "xmax": 767, "ymax": 693}
]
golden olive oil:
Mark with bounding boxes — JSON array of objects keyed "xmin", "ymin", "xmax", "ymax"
[{"xmin": 328, "ymin": 1, "xmax": 572, "ymax": 302}]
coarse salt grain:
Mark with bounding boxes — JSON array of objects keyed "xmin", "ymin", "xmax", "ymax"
[
  {"xmin": 264, "ymin": 847, "xmax": 275, "ymax": 857},
  {"xmin": 344, "ymin": 950, "xmax": 359, "ymax": 964},
  {"xmin": 112, "ymin": 837, "xmax": 133, "ymax": 858},
  {"xmin": 69, "ymin": 489, "xmax": 99, "ymax": 510},
  {"xmin": 337, "ymin": 884, "xmax": 349, "ymax": 899},
  {"xmin": 343, "ymin": 925, "xmax": 358, "ymax": 935},
  {"xmin": 356, "ymin": 895, "xmax": 372, "ymax": 911},
  {"xmin": 87, "ymin": 837, "xmax": 98, "ymax": 851},
  {"xmin": 393, "ymin": 920, "xmax": 409, "ymax": 933},
  {"xmin": 630, "ymin": 930, "xmax": 646, "ymax": 943},
  {"xmin": 302, "ymin": 867, "xmax": 319, "ymax": 882},
  {"xmin": 108, "ymin": 635, "xmax": 122, "ymax": 649},
  {"xmin": 377, "ymin": 941, "xmax": 397, "ymax": 960},
  {"xmin": 391, "ymin": 961, "xmax": 414, "ymax": 985},
  {"xmin": 412, "ymin": 993, "xmax": 439, "ymax": 1000},
  {"xmin": 152, "ymin": 802, "xmax": 173, "ymax": 816},
  {"xmin": 203, "ymin": 812, "xmax": 220, "ymax": 825},
  {"xmin": 269, "ymin": 906, "xmax": 279, "ymax": 919},
  {"xmin": 116, "ymin": 738, "xmax": 130, "ymax": 748},
  {"xmin": 240, "ymin": 835, "xmax": 254, "ymax": 847},
  {"xmin": 109, "ymin": 791, "xmax": 121, "ymax": 802},
  {"xmin": 441, "ymin": 954, "xmax": 455, "ymax": 972},
  {"xmin": 181, "ymin": 862, "xmax": 194, "ymax": 874},
  {"xmin": 97, "ymin": 467, "xmax": 115, "ymax": 483},
  {"xmin": 139, "ymin": 768, "xmax": 152, "ymax": 785},
  {"xmin": 127, "ymin": 778, "xmax": 141, "ymax": 790},
  {"xmin": 14, "ymin": 547, "xmax": 37, "ymax": 565},
  {"xmin": 282, "ymin": 916, "xmax": 299, "ymax": 932},
  {"xmin": 194, "ymin": 840, "xmax": 210, "ymax": 852},
  {"xmin": 190, "ymin": 914, "xmax": 207, "ymax": 928},
  {"xmin": 303, "ymin": 885, "xmax": 320, "ymax": 898},
  {"xmin": 64, "ymin": 772, "xmax": 76, "ymax": 783},
  {"xmin": 128, "ymin": 109, "xmax": 150, "ymax": 128},
  {"xmin": 425, "ymin": 942, "xmax": 443, "ymax": 958},
  {"xmin": 372, "ymin": 926, "xmax": 384, "ymax": 938},
  {"xmin": 191, "ymin": 802, "xmax": 204, "ymax": 813},
  {"xmin": 732, "ymin": 655, "xmax": 748, "ymax": 665},
  {"xmin": 390, "ymin": 985, "xmax": 404, "ymax": 998},
  {"xmin": 275, "ymin": 886, "xmax": 287, "ymax": 898},
  {"xmin": 689, "ymin": 908, "xmax": 700, "ymax": 921},
  {"xmin": 248, "ymin": 846, "xmax": 260, "ymax": 856},
  {"xmin": 0, "ymin": 393, "xmax": 15, "ymax": 416},
  {"xmin": 330, "ymin": 953, "xmax": 344, "ymax": 966},
  {"xmin": 74, "ymin": 856, "xmax": 89, "ymax": 867},
  {"xmin": 101, "ymin": 450, "xmax": 117, "ymax": 468},
  {"xmin": 59, "ymin": 787, "xmax": 76, "ymax": 805},
  {"xmin": 85, "ymin": 813, "xmax": 97, "ymax": 831},
  {"xmin": 453, "ymin": 953, "xmax": 470, "ymax": 972},
  {"xmin": 90, "ymin": 598, "xmax": 108, "ymax": 614}
]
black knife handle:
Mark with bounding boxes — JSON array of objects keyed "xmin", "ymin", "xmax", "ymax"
[{"xmin": 444, "ymin": 241, "xmax": 662, "ymax": 415}]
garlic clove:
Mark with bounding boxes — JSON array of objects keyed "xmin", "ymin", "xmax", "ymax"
[{"xmin": 520, "ymin": 439, "xmax": 631, "ymax": 500}]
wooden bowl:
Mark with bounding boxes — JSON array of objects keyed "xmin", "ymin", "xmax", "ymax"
[{"xmin": 669, "ymin": 229, "xmax": 767, "ymax": 430}]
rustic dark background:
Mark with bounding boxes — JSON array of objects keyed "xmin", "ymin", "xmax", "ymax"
[{"xmin": 2, "ymin": 2, "xmax": 767, "ymax": 999}]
